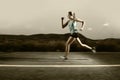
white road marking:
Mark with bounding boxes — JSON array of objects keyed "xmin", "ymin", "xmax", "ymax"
[{"xmin": 0, "ymin": 65, "xmax": 120, "ymax": 67}]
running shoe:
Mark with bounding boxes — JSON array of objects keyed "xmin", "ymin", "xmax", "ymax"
[
  {"xmin": 91, "ymin": 47, "xmax": 96, "ymax": 53},
  {"xmin": 60, "ymin": 56, "xmax": 68, "ymax": 60}
]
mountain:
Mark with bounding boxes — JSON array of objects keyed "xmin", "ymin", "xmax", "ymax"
[{"xmin": 0, "ymin": 33, "xmax": 119, "ymax": 52}]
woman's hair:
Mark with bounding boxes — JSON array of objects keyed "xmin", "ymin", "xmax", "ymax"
[{"xmin": 68, "ymin": 11, "xmax": 72, "ymax": 16}]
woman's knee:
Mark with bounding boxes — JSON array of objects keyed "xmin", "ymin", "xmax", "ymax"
[
  {"xmin": 81, "ymin": 44, "xmax": 86, "ymax": 47},
  {"xmin": 65, "ymin": 42, "xmax": 70, "ymax": 46}
]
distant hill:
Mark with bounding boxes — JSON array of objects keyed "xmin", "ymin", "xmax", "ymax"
[
  {"xmin": 0, "ymin": 33, "xmax": 119, "ymax": 52},
  {"xmin": 96, "ymin": 38, "xmax": 120, "ymax": 52}
]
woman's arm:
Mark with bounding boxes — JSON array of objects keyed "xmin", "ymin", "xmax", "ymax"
[
  {"xmin": 80, "ymin": 20, "xmax": 84, "ymax": 31},
  {"xmin": 74, "ymin": 18, "xmax": 84, "ymax": 31},
  {"xmin": 61, "ymin": 17, "xmax": 69, "ymax": 28},
  {"xmin": 72, "ymin": 13, "xmax": 84, "ymax": 31}
]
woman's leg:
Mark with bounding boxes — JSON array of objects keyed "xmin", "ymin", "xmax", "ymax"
[
  {"xmin": 65, "ymin": 36, "xmax": 76, "ymax": 58},
  {"xmin": 76, "ymin": 37, "xmax": 92, "ymax": 50}
]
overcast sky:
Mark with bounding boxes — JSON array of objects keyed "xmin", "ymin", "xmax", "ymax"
[{"xmin": 0, "ymin": 0, "xmax": 120, "ymax": 39}]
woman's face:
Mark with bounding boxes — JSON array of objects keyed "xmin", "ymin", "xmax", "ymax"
[
  {"xmin": 73, "ymin": 13, "xmax": 75, "ymax": 19},
  {"xmin": 68, "ymin": 14, "xmax": 73, "ymax": 19}
]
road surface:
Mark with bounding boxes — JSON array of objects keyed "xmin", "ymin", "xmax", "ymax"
[{"xmin": 0, "ymin": 52, "xmax": 120, "ymax": 80}]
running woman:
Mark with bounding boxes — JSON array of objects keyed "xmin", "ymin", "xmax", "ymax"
[{"xmin": 61, "ymin": 11, "xmax": 96, "ymax": 60}]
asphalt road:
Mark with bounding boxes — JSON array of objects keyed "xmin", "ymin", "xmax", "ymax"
[{"xmin": 0, "ymin": 52, "xmax": 120, "ymax": 80}]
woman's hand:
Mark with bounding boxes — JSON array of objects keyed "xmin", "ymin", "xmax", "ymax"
[
  {"xmin": 80, "ymin": 28, "xmax": 83, "ymax": 31},
  {"xmin": 61, "ymin": 17, "xmax": 64, "ymax": 20}
]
